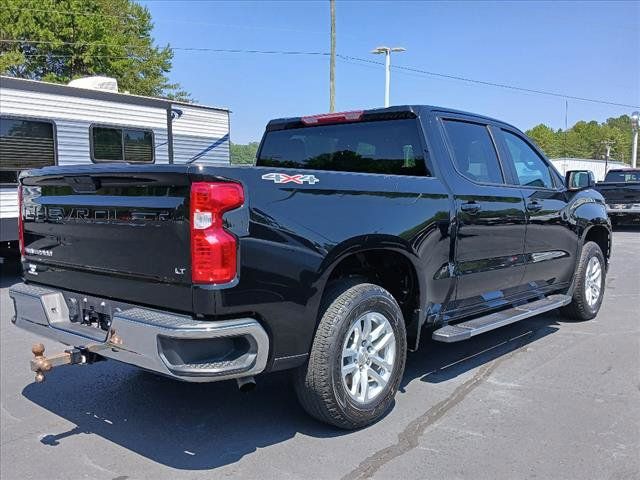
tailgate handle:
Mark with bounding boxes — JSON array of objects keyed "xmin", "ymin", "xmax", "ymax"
[{"xmin": 66, "ymin": 176, "xmax": 100, "ymax": 193}]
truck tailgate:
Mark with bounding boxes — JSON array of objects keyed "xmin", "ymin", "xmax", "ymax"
[
  {"xmin": 20, "ymin": 165, "xmax": 195, "ymax": 311},
  {"xmin": 596, "ymin": 183, "xmax": 640, "ymax": 204}
]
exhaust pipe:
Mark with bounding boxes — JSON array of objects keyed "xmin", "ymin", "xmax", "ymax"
[{"xmin": 236, "ymin": 376, "xmax": 256, "ymax": 392}]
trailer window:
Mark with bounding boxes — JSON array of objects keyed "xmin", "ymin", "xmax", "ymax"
[
  {"xmin": 124, "ymin": 130, "xmax": 154, "ymax": 163},
  {"xmin": 0, "ymin": 117, "xmax": 56, "ymax": 184},
  {"xmin": 91, "ymin": 126, "xmax": 154, "ymax": 163}
]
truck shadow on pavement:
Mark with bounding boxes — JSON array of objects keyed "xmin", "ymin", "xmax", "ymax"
[{"xmin": 22, "ymin": 311, "xmax": 562, "ymax": 471}]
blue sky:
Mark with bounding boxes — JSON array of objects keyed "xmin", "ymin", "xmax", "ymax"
[{"xmin": 142, "ymin": 0, "xmax": 640, "ymax": 144}]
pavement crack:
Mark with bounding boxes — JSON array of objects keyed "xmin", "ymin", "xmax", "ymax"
[{"xmin": 341, "ymin": 334, "xmax": 532, "ymax": 480}]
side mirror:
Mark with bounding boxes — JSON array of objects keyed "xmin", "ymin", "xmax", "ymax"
[{"xmin": 566, "ymin": 170, "xmax": 595, "ymax": 191}]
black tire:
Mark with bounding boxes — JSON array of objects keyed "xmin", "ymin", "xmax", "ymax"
[
  {"xmin": 561, "ymin": 241, "xmax": 606, "ymax": 321},
  {"xmin": 294, "ymin": 281, "xmax": 407, "ymax": 429}
]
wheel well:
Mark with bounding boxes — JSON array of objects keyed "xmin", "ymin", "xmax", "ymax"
[
  {"xmin": 584, "ymin": 226, "xmax": 610, "ymax": 262},
  {"xmin": 326, "ymin": 250, "xmax": 420, "ymax": 325}
]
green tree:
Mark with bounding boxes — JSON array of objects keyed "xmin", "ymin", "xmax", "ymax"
[
  {"xmin": 0, "ymin": 0, "xmax": 190, "ymax": 100},
  {"xmin": 603, "ymin": 115, "xmax": 632, "ymax": 163},
  {"xmin": 526, "ymin": 124, "xmax": 562, "ymax": 158},
  {"xmin": 230, "ymin": 142, "xmax": 259, "ymax": 164},
  {"xmin": 526, "ymin": 114, "xmax": 633, "ymax": 164}
]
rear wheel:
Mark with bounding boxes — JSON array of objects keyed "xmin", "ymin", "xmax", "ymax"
[
  {"xmin": 561, "ymin": 241, "xmax": 605, "ymax": 321},
  {"xmin": 294, "ymin": 281, "xmax": 407, "ymax": 429}
]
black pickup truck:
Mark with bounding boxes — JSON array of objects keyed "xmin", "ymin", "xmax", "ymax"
[
  {"xmin": 10, "ymin": 106, "xmax": 611, "ymax": 429},
  {"xmin": 596, "ymin": 168, "xmax": 640, "ymax": 225}
]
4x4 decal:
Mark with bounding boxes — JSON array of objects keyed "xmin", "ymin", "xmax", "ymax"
[{"xmin": 261, "ymin": 173, "xmax": 319, "ymax": 185}]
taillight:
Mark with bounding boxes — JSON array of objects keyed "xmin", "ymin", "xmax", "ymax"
[
  {"xmin": 301, "ymin": 110, "xmax": 363, "ymax": 125},
  {"xmin": 190, "ymin": 182, "xmax": 244, "ymax": 284},
  {"xmin": 17, "ymin": 184, "xmax": 25, "ymax": 257}
]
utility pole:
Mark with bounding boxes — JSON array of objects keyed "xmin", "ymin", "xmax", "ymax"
[
  {"xmin": 563, "ymin": 100, "xmax": 568, "ymax": 158},
  {"xmin": 631, "ymin": 111, "xmax": 639, "ymax": 168},
  {"xmin": 329, "ymin": 0, "xmax": 336, "ymax": 112},
  {"xmin": 602, "ymin": 140, "xmax": 614, "ymax": 174},
  {"xmin": 371, "ymin": 46, "xmax": 406, "ymax": 107}
]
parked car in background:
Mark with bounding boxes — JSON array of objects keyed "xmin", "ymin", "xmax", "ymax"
[
  {"xmin": 0, "ymin": 75, "xmax": 230, "ymax": 259},
  {"xmin": 10, "ymin": 105, "xmax": 611, "ymax": 429},
  {"xmin": 596, "ymin": 169, "xmax": 640, "ymax": 226}
]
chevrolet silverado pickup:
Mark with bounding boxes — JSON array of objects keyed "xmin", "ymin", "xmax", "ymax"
[
  {"xmin": 596, "ymin": 168, "xmax": 640, "ymax": 226},
  {"xmin": 10, "ymin": 106, "xmax": 611, "ymax": 429}
]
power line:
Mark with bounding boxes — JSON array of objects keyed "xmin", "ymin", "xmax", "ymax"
[
  {"xmin": 2, "ymin": 39, "xmax": 637, "ymax": 109},
  {"xmin": 2, "ymin": 6, "xmax": 134, "ymax": 20},
  {"xmin": 338, "ymin": 54, "xmax": 640, "ymax": 109},
  {"xmin": 19, "ymin": 54, "xmax": 149, "ymax": 59},
  {"xmin": 0, "ymin": 40, "xmax": 329, "ymax": 56}
]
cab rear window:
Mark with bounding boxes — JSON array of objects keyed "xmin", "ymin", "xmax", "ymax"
[
  {"xmin": 604, "ymin": 171, "xmax": 639, "ymax": 182},
  {"xmin": 257, "ymin": 119, "xmax": 430, "ymax": 176}
]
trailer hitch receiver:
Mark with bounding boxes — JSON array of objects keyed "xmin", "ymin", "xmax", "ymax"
[{"xmin": 30, "ymin": 343, "xmax": 98, "ymax": 383}]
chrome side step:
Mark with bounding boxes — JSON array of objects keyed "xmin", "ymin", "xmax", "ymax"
[{"xmin": 432, "ymin": 294, "xmax": 571, "ymax": 343}]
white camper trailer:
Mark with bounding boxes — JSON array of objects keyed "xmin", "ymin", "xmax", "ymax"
[
  {"xmin": 550, "ymin": 157, "xmax": 630, "ymax": 182},
  {"xmin": 0, "ymin": 76, "xmax": 230, "ymax": 248}
]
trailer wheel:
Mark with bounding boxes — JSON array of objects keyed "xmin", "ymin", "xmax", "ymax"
[{"xmin": 294, "ymin": 281, "xmax": 407, "ymax": 429}]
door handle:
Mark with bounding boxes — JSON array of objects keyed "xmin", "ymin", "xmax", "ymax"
[
  {"xmin": 526, "ymin": 201, "xmax": 543, "ymax": 212},
  {"xmin": 460, "ymin": 201, "xmax": 481, "ymax": 214}
]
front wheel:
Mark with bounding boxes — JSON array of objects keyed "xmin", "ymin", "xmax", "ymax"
[
  {"xmin": 561, "ymin": 241, "xmax": 606, "ymax": 321},
  {"xmin": 294, "ymin": 282, "xmax": 407, "ymax": 429}
]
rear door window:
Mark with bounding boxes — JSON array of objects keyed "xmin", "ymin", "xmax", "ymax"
[
  {"xmin": 0, "ymin": 117, "xmax": 56, "ymax": 184},
  {"xmin": 442, "ymin": 120, "xmax": 504, "ymax": 184},
  {"xmin": 258, "ymin": 119, "xmax": 429, "ymax": 176}
]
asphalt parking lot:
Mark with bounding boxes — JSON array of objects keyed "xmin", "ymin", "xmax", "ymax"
[{"xmin": 1, "ymin": 229, "xmax": 639, "ymax": 480}]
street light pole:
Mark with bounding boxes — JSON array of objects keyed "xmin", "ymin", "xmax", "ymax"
[
  {"xmin": 371, "ymin": 46, "xmax": 406, "ymax": 107},
  {"xmin": 631, "ymin": 111, "xmax": 639, "ymax": 168}
]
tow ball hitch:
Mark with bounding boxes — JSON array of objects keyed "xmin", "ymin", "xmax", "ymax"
[{"xmin": 30, "ymin": 343, "xmax": 100, "ymax": 383}]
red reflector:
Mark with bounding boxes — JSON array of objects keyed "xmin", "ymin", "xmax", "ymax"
[
  {"xmin": 190, "ymin": 182, "xmax": 244, "ymax": 284},
  {"xmin": 18, "ymin": 184, "xmax": 25, "ymax": 257},
  {"xmin": 301, "ymin": 110, "xmax": 364, "ymax": 125}
]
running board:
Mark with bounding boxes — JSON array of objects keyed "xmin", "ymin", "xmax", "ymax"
[{"xmin": 432, "ymin": 294, "xmax": 571, "ymax": 343}]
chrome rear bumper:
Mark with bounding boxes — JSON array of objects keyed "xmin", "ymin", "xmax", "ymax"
[
  {"xmin": 607, "ymin": 204, "xmax": 640, "ymax": 214},
  {"xmin": 9, "ymin": 282, "xmax": 269, "ymax": 382}
]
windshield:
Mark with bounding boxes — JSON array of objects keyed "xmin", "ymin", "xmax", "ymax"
[{"xmin": 257, "ymin": 119, "xmax": 430, "ymax": 176}]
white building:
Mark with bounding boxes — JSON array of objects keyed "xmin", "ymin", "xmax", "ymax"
[
  {"xmin": 550, "ymin": 157, "xmax": 630, "ymax": 182},
  {"xmin": 0, "ymin": 76, "xmax": 230, "ymax": 244}
]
